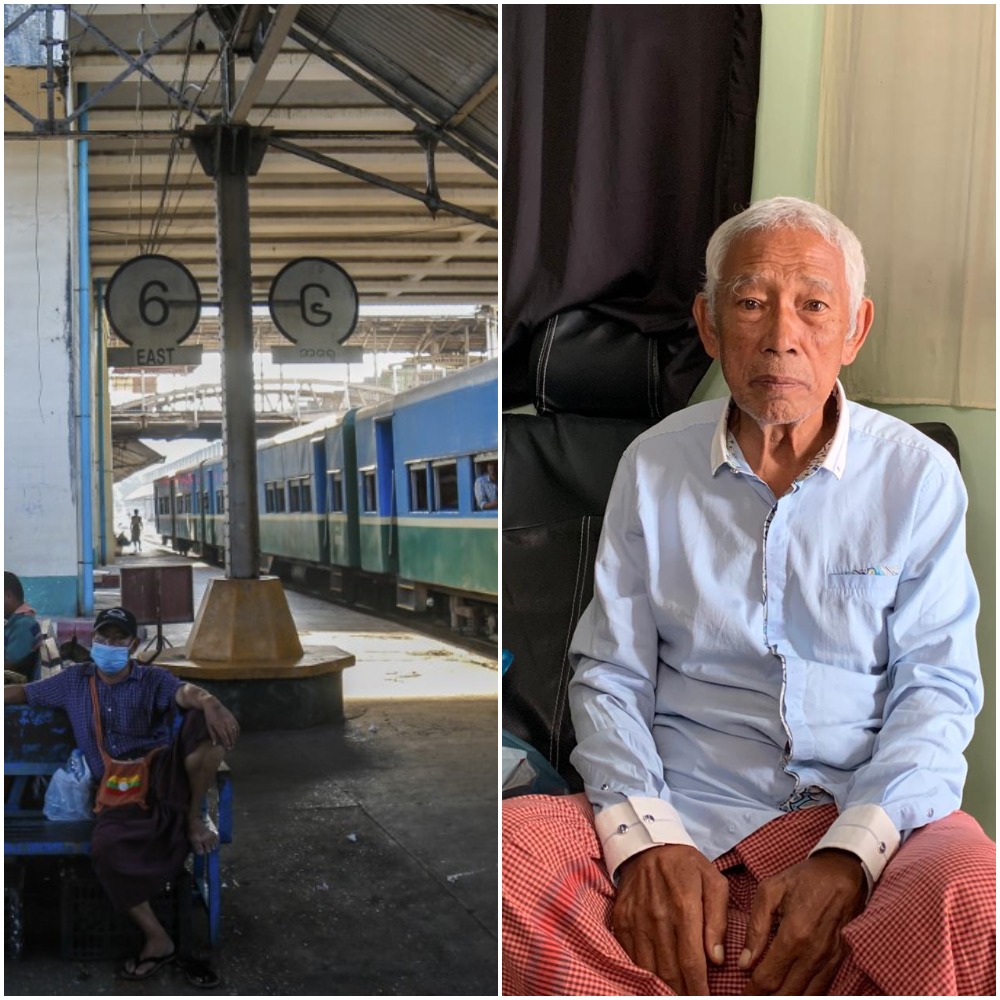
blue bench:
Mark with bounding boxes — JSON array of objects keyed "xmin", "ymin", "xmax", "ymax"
[{"xmin": 4, "ymin": 705, "xmax": 232, "ymax": 957}]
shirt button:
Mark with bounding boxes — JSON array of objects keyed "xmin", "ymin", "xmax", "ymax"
[
  {"xmin": 878, "ymin": 842, "xmax": 887, "ymax": 854},
  {"xmin": 642, "ymin": 814, "xmax": 654, "ymax": 823},
  {"xmin": 728, "ymin": 822, "xmax": 736, "ymax": 833},
  {"xmin": 927, "ymin": 808, "xmax": 934, "ymax": 818},
  {"xmin": 617, "ymin": 824, "xmax": 629, "ymax": 835},
  {"xmin": 601, "ymin": 784, "xmax": 609, "ymax": 791}
]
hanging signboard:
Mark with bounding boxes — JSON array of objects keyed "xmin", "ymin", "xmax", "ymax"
[
  {"xmin": 268, "ymin": 258, "xmax": 364, "ymax": 363},
  {"xmin": 105, "ymin": 255, "xmax": 203, "ymax": 366}
]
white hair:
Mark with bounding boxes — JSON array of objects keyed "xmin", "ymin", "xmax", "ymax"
[{"xmin": 703, "ymin": 196, "xmax": 867, "ymax": 337}]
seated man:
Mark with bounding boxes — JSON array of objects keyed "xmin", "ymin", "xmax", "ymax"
[
  {"xmin": 5, "ymin": 571, "xmax": 42, "ymax": 680},
  {"xmin": 4, "ymin": 605, "xmax": 240, "ymax": 982},
  {"xmin": 475, "ymin": 460, "xmax": 499, "ymax": 511},
  {"xmin": 502, "ymin": 197, "xmax": 994, "ymax": 996}
]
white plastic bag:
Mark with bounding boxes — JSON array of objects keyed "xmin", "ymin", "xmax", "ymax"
[{"xmin": 43, "ymin": 749, "xmax": 95, "ymax": 821}]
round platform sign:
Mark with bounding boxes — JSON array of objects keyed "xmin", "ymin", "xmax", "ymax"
[
  {"xmin": 105, "ymin": 255, "xmax": 201, "ymax": 347},
  {"xmin": 268, "ymin": 258, "xmax": 359, "ymax": 346}
]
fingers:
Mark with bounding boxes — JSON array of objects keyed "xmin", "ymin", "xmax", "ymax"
[
  {"xmin": 209, "ymin": 723, "xmax": 238, "ymax": 751},
  {"xmin": 673, "ymin": 899, "xmax": 710, "ymax": 996},
  {"xmin": 740, "ymin": 880, "xmax": 779, "ymax": 972},
  {"xmin": 206, "ymin": 707, "xmax": 240, "ymax": 750},
  {"xmin": 801, "ymin": 952, "xmax": 843, "ymax": 996},
  {"xmin": 702, "ymin": 868, "xmax": 729, "ymax": 966}
]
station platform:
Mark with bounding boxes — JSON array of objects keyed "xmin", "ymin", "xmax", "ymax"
[{"xmin": 5, "ymin": 542, "xmax": 498, "ymax": 995}]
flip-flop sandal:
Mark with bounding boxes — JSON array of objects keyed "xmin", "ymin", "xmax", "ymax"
[
  {"xmin": 178, "ymin": 957, "xmax": 221, "ymax": 989},
  {"xmin": 119, "ymin": 948, "xmax": 176, "ymax": 981}
]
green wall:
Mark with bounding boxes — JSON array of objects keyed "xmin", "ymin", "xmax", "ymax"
[{"xmin": 692, "ymin": 4, "xmax": 995, "ymax": 835}]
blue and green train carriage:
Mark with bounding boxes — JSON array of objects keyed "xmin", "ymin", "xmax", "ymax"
[{"xmin": 153, "ymin": 360, "xmax": 498, "ymax": 637}]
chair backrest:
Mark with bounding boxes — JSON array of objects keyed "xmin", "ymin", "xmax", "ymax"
[
  {"xmin": 4, "ymin": 706, "xmax": 76, "ymax": 768},
  {"xmin": 501, "ymin": 412, "xmax": 653, "ymax": 787}
]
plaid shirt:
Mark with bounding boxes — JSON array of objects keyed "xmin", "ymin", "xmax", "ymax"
[{"xmin": 24, "ymin": 661, "xmax": 183, "ymax": 780}]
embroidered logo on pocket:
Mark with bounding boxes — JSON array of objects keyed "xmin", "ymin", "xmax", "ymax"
[{"xmin": 839, "ymin": 566, "xmax": 899, "ymax": 577}]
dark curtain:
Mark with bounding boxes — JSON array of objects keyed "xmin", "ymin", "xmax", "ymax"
[{"xmin": 502, "ymin": 5, "xmax": 762, "ymax": 412}]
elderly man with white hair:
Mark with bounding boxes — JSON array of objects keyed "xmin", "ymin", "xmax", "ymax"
[{"xmin": 502, "ymin": 197, "xmax": 994, "ymax": 996}]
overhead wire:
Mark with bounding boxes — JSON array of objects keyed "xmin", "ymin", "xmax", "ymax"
[
  {"xmin": 149, "ymin": 6, "xmax": 338, "ymax": 258},
  {"xmin": 256, "ymin": 6, "xmax": 341, "ymax": 128},
  {"xmin": 147, "ymin": 35, "xmax": 227, "ymax": 253},
  {"xmin": 146, "ymin": 15, "xmax": 198, "ymax": 252}
]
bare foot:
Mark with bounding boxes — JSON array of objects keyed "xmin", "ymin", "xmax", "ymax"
[{"xmin": 188, "ymin": 814, "xmax": 219, "ymax": 855}]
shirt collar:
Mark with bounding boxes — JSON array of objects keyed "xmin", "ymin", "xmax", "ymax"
[
  {"xmin": 710, "ymin": 379, "xmax": 850, "ymax": 480},
  {"xmin": 83, "ymin": 660, "xmax": 141, "ymax": 681}
]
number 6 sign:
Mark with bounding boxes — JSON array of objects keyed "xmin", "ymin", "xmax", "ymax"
[{"xmin": 105, "ymin": 255, "xmax": 201, "ymax": 347}]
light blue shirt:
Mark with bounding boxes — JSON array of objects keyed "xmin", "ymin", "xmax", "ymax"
[
  {"xmin": 568, "ymin": 386, "xmax": 981, "ymax": 876},
  {"xmin": 474, "ymin": 474, "xmax": 498, "ymax": 510}
]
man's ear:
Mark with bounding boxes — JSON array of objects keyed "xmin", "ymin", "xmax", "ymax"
[
  {"xmin": 841, "ymin": 297, "xmax": 875, "ymax": 366},
  {"xmin": 693, "ymin": 294, "xmax": 720, "ymax": 360}
]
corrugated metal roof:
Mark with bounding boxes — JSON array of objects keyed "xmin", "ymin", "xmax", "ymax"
[
  {"xmin": 294, "ymin": 4, "xmax": 497, "ymax": 164},
  {"xmin": 4, "ymin": 4, "xmax": 65, "ymax": 67},
  {"xmin": 18, "ymin": 4, "xmax": 496, "ymax": 307}
]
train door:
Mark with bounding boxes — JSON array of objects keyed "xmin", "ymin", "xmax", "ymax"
[
  {"xmin": 169, "ymin": 476, "xmax": 177, "ymax": 546},
  {"xmin": 375, "ymin": 416, "xmax": 398, "ymax": 572},
  {"xmin": 205, "ymin": 466, "xmax": 215, "ymax": 560},
  {"xmin": 198, "ymin": 463, "xmax": 208, "ymax": 554},
  {"xmin": 312, "ymin": 437, "xmax": 329, "ymax": 565}
]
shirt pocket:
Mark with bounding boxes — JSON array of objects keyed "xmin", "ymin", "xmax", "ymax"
[{"xmin": 814, "ymin": 573, "xmax": 899, "ymax": 668}]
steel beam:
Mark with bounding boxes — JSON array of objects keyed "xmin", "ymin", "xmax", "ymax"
[
  {"xmin": 286, "ymin": 25, "xmax": 497, "ymax": 179},
  {"xmin": 65, "ymin": 8, "xmax": 210, "ymax": 126},
  {"xmin": 230, "ymin": 4, "xmax": 302, "ymax": 122},
  {"xmin": 268, "ymin": 137, "xmax": 497, "ymax": 230}
]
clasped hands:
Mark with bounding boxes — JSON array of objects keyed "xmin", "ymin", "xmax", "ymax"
[{"xmin": 613, "ymin": 843, "xmax": 866, "ymax": 996}]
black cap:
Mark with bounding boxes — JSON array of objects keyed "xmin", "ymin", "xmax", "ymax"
[{"xmin": 93, "ymin": 607, "xmax": 138, "ymax": 639}]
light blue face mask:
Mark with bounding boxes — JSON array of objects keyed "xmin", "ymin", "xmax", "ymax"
[{"xmin": 91, "ymin": 643, "xmax": 131, "ymax": 674}]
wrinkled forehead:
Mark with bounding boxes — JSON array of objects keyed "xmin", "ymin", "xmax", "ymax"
[{"xmin": 721, "ymin": 227, "xmax": 848, "ymax": 290}]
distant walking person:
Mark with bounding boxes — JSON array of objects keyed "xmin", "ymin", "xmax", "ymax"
[
  {"xmin": 130, "ymin": 510, "xmax": 144, "ymax": 553},
  {"xmin": 474, "ymin": 461, "xmax": 498, "ymax": 511}
]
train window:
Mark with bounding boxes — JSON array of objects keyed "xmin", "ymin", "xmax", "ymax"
[
  {"xmin": 328, "ymin": 472, "xmax": 344, "ymax": 513},
  {"xmin": 285, "ymin": 477, "xmax": 311, "ymax": 513},
  {"xmin": 361, "ymin": 469, "xmax": 377, "ymax": 513},
  {"xmin": 265, "ymin": 481, "xmax": 284, "ymax": 514},
  {"xmin": 216, "ymin": 490, "xmax": 225, "ymax": 514},
  {"xmin": 473, "ymin": 455, "xmax": 498, "ymax": 511},
  {"xmin": 432, "ymin": 460, "xmax": 459, "ymax": 512},
  {"xmin": 408, "ymin": 463, "xmax": 430, "ymax": 512}
]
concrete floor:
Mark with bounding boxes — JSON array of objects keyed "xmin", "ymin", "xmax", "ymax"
[{"xmin": 5, "ymin": 548, "xmax": 499, "ymax": 996}]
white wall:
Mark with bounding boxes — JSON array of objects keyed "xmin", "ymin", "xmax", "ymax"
[{"xmin": 3, "ymin": 122, "xmax": 81, "ymax": 615}]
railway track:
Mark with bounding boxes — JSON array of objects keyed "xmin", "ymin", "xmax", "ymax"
[{"xmin": 281, "ymin": 578, "xmax": 499, "ymax": 662}]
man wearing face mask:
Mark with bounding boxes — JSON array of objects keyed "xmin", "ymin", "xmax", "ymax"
[{"xmin": 4, "ymin": 605, "xmax": 240, "ymax": 982}]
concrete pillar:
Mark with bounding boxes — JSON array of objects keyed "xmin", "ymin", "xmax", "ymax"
[{"xmin": 192, "ymin": 125, "xmax": 269, "ymax": 579}]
